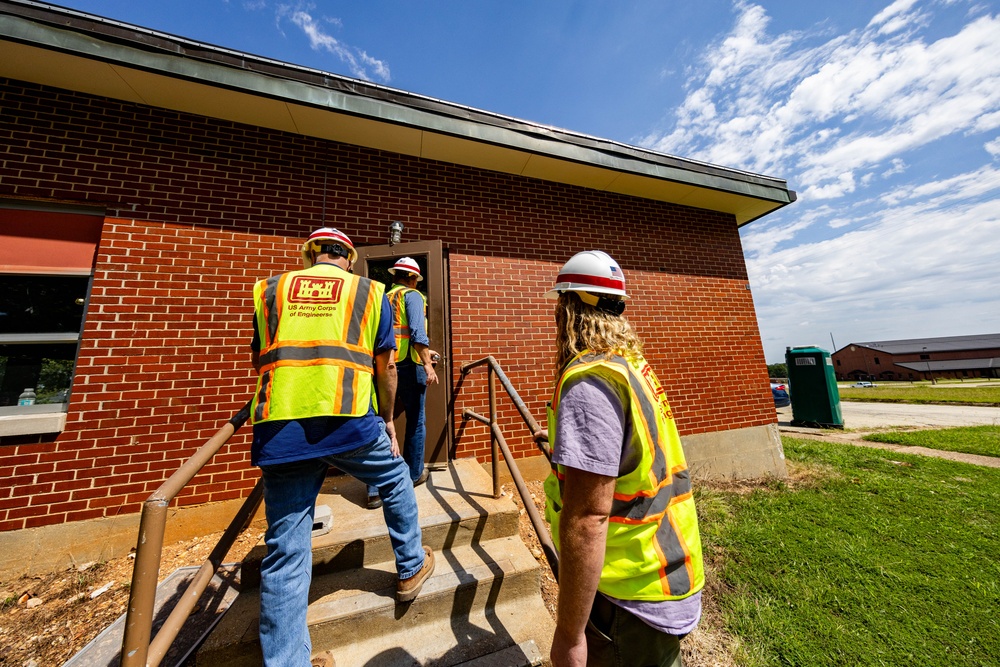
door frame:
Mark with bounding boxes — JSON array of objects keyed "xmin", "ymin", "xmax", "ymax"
[{"xmin": 355, "ymin": 240, "xmax": 451, "ymax": 469}]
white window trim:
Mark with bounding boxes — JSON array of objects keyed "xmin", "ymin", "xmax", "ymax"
[{"xmin": 0, "ymin": 411, "xmax": 67, "ymax": 437}]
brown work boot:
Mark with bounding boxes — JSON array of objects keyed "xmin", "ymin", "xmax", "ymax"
[
  {"xmin": 413, "ymin": 467, "xmax": 430, "ymax": 487},
  {"xmin": 310, "ymin": 650, "xmax": 336, "ymax": 667},
  {"xmin": 396, "ymin": 546, "xmax": 435, "ymax": 602}
]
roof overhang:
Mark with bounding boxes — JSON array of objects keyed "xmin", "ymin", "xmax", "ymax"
[
  {"xmin": 0, "ymin": 0, "xmax": 796, "ymax": 225},
  {"xmin": 896, "ymin": 358, "xmax": 1000, "ymax": 372}
]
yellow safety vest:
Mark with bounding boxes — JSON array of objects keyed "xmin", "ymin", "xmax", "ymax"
[
  {"xmin": 544, "ymin": 350, "xmax": 705, "ymax": 601},
  {"xmin": 251, "ymin": 263, "xmax": 383, "ymax": 423},
  {"xmin": 387, "ymin": 284, "xmax": 426, "ymax": 364}
]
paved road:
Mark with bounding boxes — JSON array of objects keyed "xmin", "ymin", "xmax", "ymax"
[
  {"xmin": 777, "ymin": 401, "xmax": 1000, "ymax": 430},
  {"xmin": 775, "ymin": 401, "xmax": 1000, "ymax": 468}
]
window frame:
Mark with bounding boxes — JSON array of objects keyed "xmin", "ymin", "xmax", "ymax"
[{"xmin": 0, "ymin": 202, "xmax": 102, "ymax": 435}]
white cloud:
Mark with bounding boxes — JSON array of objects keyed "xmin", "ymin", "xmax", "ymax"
[
  {"xmin": 868, "ymin": 0, "xmax": 927, "ymax": 35},
  {"xmin": 880, "ymin": 164, "xmax": 1000, "ymax": 205},
  {"xmin": 649, "ymin": 1, "xmax": 1000, "ymax": 361},
  {"xmin": 276, "ymin": 3, "xmax": 390, "ymax": 82},
  {"xmin": 643, "ymin": 3, "xmax": 1000, "ymax": 201}
]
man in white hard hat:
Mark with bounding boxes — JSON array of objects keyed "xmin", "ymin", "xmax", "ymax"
[
  {"xmin": 366, "ymin": 256, "xmax": 439, "ymax": 509},
  {"xmin": 249, "ymin": 228, "xmax": 435, "ymax": 667},
  {"xmin": 543, "ymin": 251, "xmax": 704, "ymax": 667}
]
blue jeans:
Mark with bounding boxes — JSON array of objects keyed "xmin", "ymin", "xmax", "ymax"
[
  {"xmin": 368, "ymin": 362, "xmax": 427, "ymax": 496},
  {"xmin": 258, "ymin": 422, "xmax": 425, "ymax": 666}
]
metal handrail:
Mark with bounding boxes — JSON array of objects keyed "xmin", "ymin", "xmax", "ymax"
[
  {"xmin": 460, "ymin": 356, "xmax": 559, "ymax": 581},
  {"xmin": 120, "ymin": 400, "xmax": 259, "ymax": 667}
]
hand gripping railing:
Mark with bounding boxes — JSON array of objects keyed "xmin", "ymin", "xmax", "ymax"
[
  {"xmin": 120, "ymin": 400, "xmax": 262, "ymax": 667},
  {"xmin": 460, "ymin": 356, "xmax": 559, "ymax": 581}
]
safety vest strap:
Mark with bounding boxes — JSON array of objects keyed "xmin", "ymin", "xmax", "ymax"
[
  {"xmin": 260, "ymin": 274, "xmax": 283, "ymax": 347},
  {"xmin": 653, "ymin": 494, "xmax": 696, "ymax": 595},
  {"xmin": 346, "ymin": 278, "xmax": 374, "ymax": 345}
]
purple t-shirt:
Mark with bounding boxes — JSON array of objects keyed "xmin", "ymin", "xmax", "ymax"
[{"xmin": 552, "ymin": 376, "xmax": 702, "ymax": 636}]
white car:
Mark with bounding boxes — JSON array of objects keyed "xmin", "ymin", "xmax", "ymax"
[{"xmin": 851, "ymin": 381, "xmax": 876, "ymax": 388}]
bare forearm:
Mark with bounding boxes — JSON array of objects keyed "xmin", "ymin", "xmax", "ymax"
[
  {"xmin": 377, "ymin": 367, "xmax": 397, "ymax": 423},
  {"xmin": 550, "ymin": 467, "xmax": 615, "ymax": 667},
  {"xmin": 556, "ymin": 510, "xmax": 608, "ymax": 638},
  {"xmin": 413, "ymin": 343, "xmax": 439, "ymax": 383},
  {"xmin": 374, "ymin": 351, "xmax": 397, "ymax": 423},
  {"xmin": 414, "ymin": 343, "xmax": 433, "ymax": 367}
]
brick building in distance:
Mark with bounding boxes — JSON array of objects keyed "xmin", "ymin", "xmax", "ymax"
[
  {"xmin": 832, "ymin": 333, "xmax": 1000, "ymax": 382},
  {"xmin": 0, "ymin": 0, "xmax": 795, "ymax": 576}
]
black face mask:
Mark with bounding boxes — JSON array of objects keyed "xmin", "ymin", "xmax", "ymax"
[{"xmin": 596, "ymin": 296, "xmax": 626, "ymax": 316}]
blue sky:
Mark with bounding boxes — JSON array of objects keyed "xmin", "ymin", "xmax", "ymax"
[{"xmin": 56, "ymin": 0, "xmax": 1000, "ymax": 363}]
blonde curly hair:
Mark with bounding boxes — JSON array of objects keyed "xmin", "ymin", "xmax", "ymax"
[{"xmin": 554, "ymin": 291, "xmax": 643, "ymax": 371}]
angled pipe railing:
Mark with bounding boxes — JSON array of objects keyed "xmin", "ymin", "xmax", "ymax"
[
  {"xmin": 120, "ymin": 400, "xmax": 259, "ymax": 667},
  {"xmin": 460, "ymin": 356, "xmax": 558, "ymax": 581}
]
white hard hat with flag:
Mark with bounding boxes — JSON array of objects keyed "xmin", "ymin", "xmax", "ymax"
[
  {"xmin": 388, "ymin": 256, "xmax": 423, "ymax": 281},
  {"xmin": 545, "ymin": 250, "xmax": 627, "ymax": 299}
]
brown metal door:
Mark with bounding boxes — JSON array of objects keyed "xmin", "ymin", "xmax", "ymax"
[{"xmin": 354, "ymin": 240, "xmax": 451, "ymax": 468}]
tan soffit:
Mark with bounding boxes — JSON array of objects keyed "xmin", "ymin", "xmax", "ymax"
[{"xmin": 0, "ymin": 39, "xmax": 144, "ymax": 104}]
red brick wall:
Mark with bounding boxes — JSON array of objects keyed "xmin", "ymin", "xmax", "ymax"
[{"xmin": 0, "ymin": 78, "xmax": 774, "ymax": 532}]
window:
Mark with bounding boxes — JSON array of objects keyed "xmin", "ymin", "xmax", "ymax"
[
  {"xmin": 874, "ymin": 356, "xmax": 880, "ymax": 365},
  {"xmin": 0, "ymin": 204, "xmax": 101, "ymax": 427},
  {"xmin": 919, "ymin": 354, "xmax": 930, "ymax": 360}
]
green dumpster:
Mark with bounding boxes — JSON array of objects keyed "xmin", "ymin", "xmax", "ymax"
[{"xmin": 785, "ymin": 345, "xmax": 843, "ymax": 429}]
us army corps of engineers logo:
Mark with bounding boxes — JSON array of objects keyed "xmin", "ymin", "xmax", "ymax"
[{"xmin": 287, "ymin": 277, "xmax": 343, "ymax": 317}]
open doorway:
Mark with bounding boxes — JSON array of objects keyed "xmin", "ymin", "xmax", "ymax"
[{"xmin": 355, "ymin": 240, "xmax": 450, "ymax": 469}]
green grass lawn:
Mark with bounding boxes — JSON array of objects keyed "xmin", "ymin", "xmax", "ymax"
[
  {"xmin": 698, "ymin": 437, "xmax": 1000, "ymax": 666},
  {"xmin": 837, "ymin": 384, "xmax": 1000, "ymax": 405},
  {"xmin": 863, "ymin": 425, "xmax": 1000, "ymax": 458}
]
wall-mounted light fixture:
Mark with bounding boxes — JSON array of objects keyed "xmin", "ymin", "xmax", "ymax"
[{"xmin": 389, "ymin": 220, "xmax": 404, "ymax": 246}]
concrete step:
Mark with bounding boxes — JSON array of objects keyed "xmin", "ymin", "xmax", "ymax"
[
  {"xmin": 453, "ymin": 640, "xmax": 544, "ymax": 667},
  {"xmin": 240, "ymin": 458, "xmax": 521, "ymax": 589},
  {"xmin": 198, "ymin": 458, "xmax": 555, "ymax": 666},
  {"xmin": 197, "ymin": 535, "xmax": 554, "ymax": 666}
]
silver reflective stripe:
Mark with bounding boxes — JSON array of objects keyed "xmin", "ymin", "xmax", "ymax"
[
  {"xmin": 341, "ymin": 367, "xmax": 355, "ymax": 412},
  {"xmin": 655, "ymin": 512, "xmax": 693, "ymax": 596},
  {"xmin": 609, "ymin": 469, "xmax": 691, "ymax": 520},
  {"xmin": 258, "ymin": 345, "xmax": 372, "ymax": 368},
  {"xmin": 254, "ymin": 370, "xmax": 271, "ymax": 422},
  {"xmin": 346, "ymin": 277, "xmax": 372, "ymax": 345},
  {"xmin": 264, "ymin": 275, "xmax": 281, "ymax": 341},
  {"xmin": 621, "ymin": 360, "xmax": 667, "ymax": 482}
]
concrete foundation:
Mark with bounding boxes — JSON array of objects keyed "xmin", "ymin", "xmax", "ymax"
[
  {"xmin": 683, "ymin": 423, "xmax": 787, "ymax": 480},
  {"xmin": 0, "ymin": 499, "xmax": 266, "ymax": 581}
]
